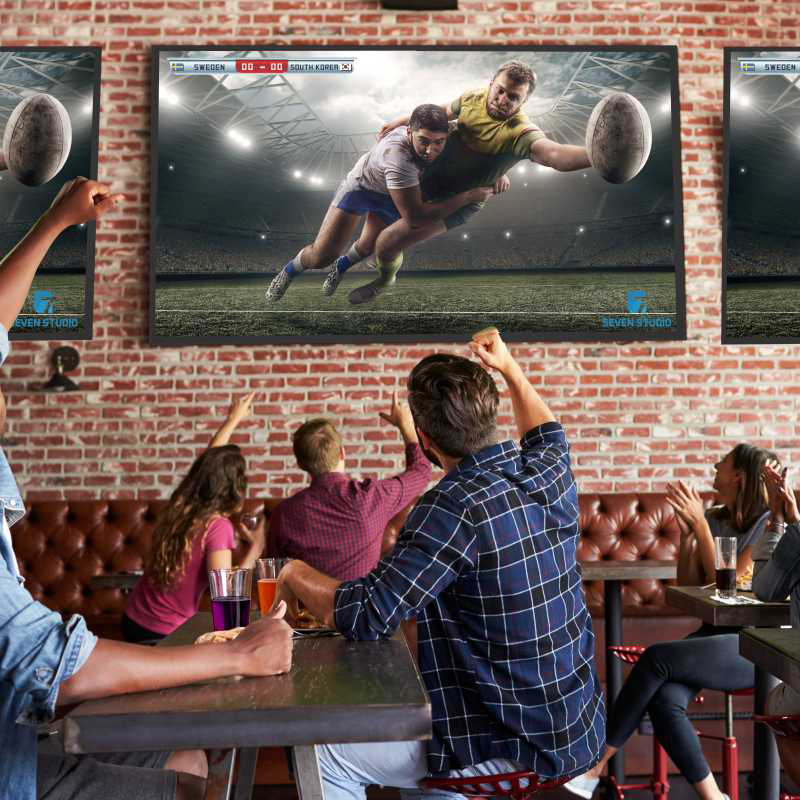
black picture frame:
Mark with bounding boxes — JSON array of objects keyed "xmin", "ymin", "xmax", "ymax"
[
  {"xmin": 722, "ymin": 46, "xmax": 800, "ymax": 344},
  {"xmin": 4, "ymin": 46, "xmax": 102, "ymax": 342},
  {"xmin": 149, "ymin": 45, "xmax": 686, "ymax": 346}
]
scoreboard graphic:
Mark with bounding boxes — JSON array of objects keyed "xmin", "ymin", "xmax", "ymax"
[{"xmin": 168, "ymin": 59, "xmax": 355, "ymax": 75}]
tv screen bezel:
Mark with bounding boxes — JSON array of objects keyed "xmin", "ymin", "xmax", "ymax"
[
  {"xmin": 149, "ymin": 44, "xmax": 686, "ymax": 346},
  {"xmin": 721, "ymin": 46, "xmax": 800, "ymax": 344},
  {"xmin": 5, "ymin": 45, "xmax": 102, "ymax": 342}
]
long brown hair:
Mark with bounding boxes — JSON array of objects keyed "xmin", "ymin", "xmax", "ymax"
[
  {"xmin": 147, "ymin": 445, "xmax": 247, "ymax": 589},
  {"xmin": 714, "ymin": 443, "xmax": 781, "ymax": 532}
]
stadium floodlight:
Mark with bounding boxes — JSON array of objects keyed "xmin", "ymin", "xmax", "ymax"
[
  {"xmin": 516, "ymin": 164, "xmax": 527, "ymax": 174},
  {"xmin": 504, "ymin": 230, "xmax": 512, "ymax": 239},
  {"xmin": 161, "ymin": 88, "xmax": 180, "ymax": 107},
  {"xmin": 226, "ymin": 129, "xmax": 252, "ymax": 149},
  {"xmin": 731, "ymin": 89, "xmax": 751, "ymax": 108},
  {"xmin": 293, "ymin": 169, "xmax": 303, "ymax": 179},
  {"xmin": 83, "ymin": 100, "xmax": 93, "ymax": 115},
  {"xmin": 582, "ymin": 173, "xmax": 588, "ymax": 178},
  {"xmin": 260, "ymin": 233, "xmax": 266, "ymax": 240},
  {"xmin": 78, "ymin": 223, "xmax": 86, "ymax": 229},
  {"xmin": 310, "ymin": 175, "xmax": 323, "ymax": 186},
  {"xmin": 462, "ymin": 233, "xmax": 469, "ymax": 240},
  {"xmin": 577, "ymin": 225, "xmax": 586, "ymax": 234},
  {"xmin": 739, "ymin": 165, "xmax": 747, "ymax": 175},
  {"xmin": 168, "ymin": 163, "xmax": 175, "ymax": 171},
  {"xmin": 664, "ymin": 216, "xmax": 672, "ymax": 226},
  {"xmin": 661, "ymin": 98, "xmax": 670, "ymax": 114},
  {"xmin": 523, "ymin": 182, "xmax": 528, "ymax": 187}
]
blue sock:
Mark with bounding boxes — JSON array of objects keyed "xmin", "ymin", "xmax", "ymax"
[
  {"xmin": 335, "ymin": 243, "xmax": 364, "ymax": 275},
  {"xmin": 284, "ymin": 252, "xmax": 305, "ymax": 278}
]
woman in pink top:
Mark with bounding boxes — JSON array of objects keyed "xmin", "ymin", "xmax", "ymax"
[{"xmin": 123, "ymin": 393, "xmax": 265, "ymax": 642}]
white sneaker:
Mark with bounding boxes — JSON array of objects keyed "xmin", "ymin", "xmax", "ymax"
[
  {"xmin": 563, "ymin": 774, "xmax": 600, "ymax": 799},
  {"xmin": 322, "ymin": 264, "xmax": 342, "ymax": 297},
  {"xmin": 266, "ymin": 269, "xmax": 292, "ymax": 302}
]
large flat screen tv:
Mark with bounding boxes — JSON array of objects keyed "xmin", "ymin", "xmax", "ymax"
[
  {"xmin": 723, "ymin": 48, "xmax": 800, "ymax": 342},
  {"xmin": 150, "ymin": 46, "xmax": 685, "ymax": 344},
  {"xmin": 2, "ymin": 47, "xmax": 101, "ymax": 340}
]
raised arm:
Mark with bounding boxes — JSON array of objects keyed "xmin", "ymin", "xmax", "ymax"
[
  {"xmin": 530, "ymin": 137, "xmax": 591, "ymax": 173},
  {"xmin": 209, "ymin": 391, "xmax": 257, "ymax": 448},
  {"xmin": 666, "ymin": 481, "xmax": 717, "ymax": 584},
  {"xmin": 0, "ymin": 177, "xmax": 123, "ymax": 330},
  {"xmin": 468, "ymin": 327, "xmax": 554, "ymax": 436}
]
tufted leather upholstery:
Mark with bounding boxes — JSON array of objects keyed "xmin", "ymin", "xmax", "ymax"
[
  {"xmin": 11, "ymin": 498, "xmax": 282, "ymax": 639},
  {"xmin": 10, "ymin": 492, "xmax": 713, "ymax": 639}
]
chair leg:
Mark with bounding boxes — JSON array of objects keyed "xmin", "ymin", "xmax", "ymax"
[
  {"xmin": 653, "ymin": 737, "xmax": 670, "ymax": 800},
  {"xmin": 723, "ymin": 693, "xmax": 738, "ymax": 800}
]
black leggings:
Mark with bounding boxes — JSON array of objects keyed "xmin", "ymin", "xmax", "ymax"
[
  {"xmin": 121, "ymin": 613, "xmax": 166, "ymax": 644},
  {"xmin": 607, "ymin": 634, "xmax": 754, "ymax": 783}
]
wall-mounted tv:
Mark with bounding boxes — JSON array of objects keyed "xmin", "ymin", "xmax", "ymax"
[
  {"xmin": 723, "ymin": 48, "xmax": 800, "ymax": 343},
  {"xmin": 150, "ymin": 46, "xmax": 685, "ymax": 344},
  {"xmin": 1, "ymin": 47, "xmax": 101, "ymax": 340}
]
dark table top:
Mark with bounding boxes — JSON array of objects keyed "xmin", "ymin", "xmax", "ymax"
[
  {"xmin": 63, "ymin": 612, "xmax": 431, "ymax": 755},
  {"xmin": 579, "ymin": 560, "xmax": 677, "ymax": 581},
  {"xmin": 89, "ymin": 573, "xmax": 142, "ymax": 592},
  {"xmin": 740, "ymin": 628, "xmax": 800, "ymax": 691},
  {"xmin": 666, "ymin": 585, "xmax": 790, "ymax": 628}
]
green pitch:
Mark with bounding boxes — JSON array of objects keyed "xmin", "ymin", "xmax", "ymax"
[
  {"xmin": 726, "ymin": 280, "xmax": 800, "ymax": 340},
  {"xmin": 154, "ymin": 270, "xmax": 678, "ymax": 340},
  {"xmin": 12, "ymin": 273, "xmax": 86, "ymax": 337}
]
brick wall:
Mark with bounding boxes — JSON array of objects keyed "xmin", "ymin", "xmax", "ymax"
[{"xmin": 1, "ymin": 1, "xmax": 798, "ymax": 500}]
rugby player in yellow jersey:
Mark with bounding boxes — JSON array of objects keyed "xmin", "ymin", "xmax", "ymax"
[{"xmin": 332, "ymin": 61, "xmax": 593, "ymax": 305}]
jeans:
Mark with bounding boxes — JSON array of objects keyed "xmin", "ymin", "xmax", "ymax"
[
  {"xmin": 316, "ymin": 740, "xmax": 525, "ymax": 800},
  {"xmin": 606, "ymin": 633, "xmax": 754, "ymax": 783}
]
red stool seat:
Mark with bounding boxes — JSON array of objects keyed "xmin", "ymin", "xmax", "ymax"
[{"xmin": 419, "ymin": 771, "xmax": 568, "ymax": 799}]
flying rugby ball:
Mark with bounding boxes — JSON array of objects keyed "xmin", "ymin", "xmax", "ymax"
[
  {"xmin": 585, "ymin": 92, "xmax": 652, "ymax": 184},
  {"xmin": 2, "ymin": 93, "xmax": 73, "ymax": 187}
]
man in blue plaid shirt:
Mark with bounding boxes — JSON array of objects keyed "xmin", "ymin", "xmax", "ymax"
[{"xmin": 278, "ymin": 328, "xmax": 605, "ymax": 797}]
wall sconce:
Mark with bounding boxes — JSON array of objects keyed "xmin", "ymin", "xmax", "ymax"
[{"xmin": 41, "ymin": 346, "xmax": 80, "ymax": 392}]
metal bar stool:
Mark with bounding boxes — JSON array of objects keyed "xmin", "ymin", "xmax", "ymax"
[
  {"xmin": 420, "ymin": 771, "xmax": 570, "ymax": 799},
  {"xmin": 606, "ymin": 646, "xmax": 752, "ymax": 800}
]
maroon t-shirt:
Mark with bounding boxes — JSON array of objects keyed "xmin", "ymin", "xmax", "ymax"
[{"xmin": 272, "ymin": 443, "xmax": 431, "ymax": 580}]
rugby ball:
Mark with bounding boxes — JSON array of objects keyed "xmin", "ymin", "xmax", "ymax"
[
  {"xmin": 2, "ymin": 93, "xmax": 72, "ymax": 187},
  {"xmin": 585, "ymin": 92, "xmax": 652, "ymax": 184}
]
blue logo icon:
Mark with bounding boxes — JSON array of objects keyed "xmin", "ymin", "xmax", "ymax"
[
  {"xmin": 626, "ymin": 290, "xmax": 648, "ymax": 314},
  {"xmin": 32, "ymin": 290, "xmax": 55, "ymax": 314}
]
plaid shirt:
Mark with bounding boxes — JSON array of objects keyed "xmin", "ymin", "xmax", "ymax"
[
  {"xmin": 272, "ymin": 444, "xmax": 431, "ymax": 580},
  {"xmin": 335, "ymin": 422, "xmax": 605, "ymax": 777}
]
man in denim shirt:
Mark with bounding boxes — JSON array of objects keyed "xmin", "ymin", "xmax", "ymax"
[{"xmin": 0, "ymin": 179, "xmax": 294, "ymax": 800}]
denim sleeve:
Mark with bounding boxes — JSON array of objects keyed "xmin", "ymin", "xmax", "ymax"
[
  {"xmin": 334, "ymin": 489, "xmax": 476, "ymax": 640},
  {"xmin": 0, "ymin": 557, "xmax": 97, "ymax": 726}
]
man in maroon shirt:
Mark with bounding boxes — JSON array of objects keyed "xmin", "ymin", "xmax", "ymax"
[{"xmin": 271, "ymin": 393, "xmax": 432, "ymax": 580}]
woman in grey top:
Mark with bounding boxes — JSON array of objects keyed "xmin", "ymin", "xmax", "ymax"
[{"xmin": 567, "ymin": 444, "xmax": 781, "ymax": 800}]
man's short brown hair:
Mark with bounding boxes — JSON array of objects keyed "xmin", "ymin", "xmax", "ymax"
[
  {"xmin": 493, "ymin": 60, "xmax": 537, "ymax": 97},
  {"xmin": 292, "ymin": 418, "xmax": 342, "ymax": 477},
  {"xmin": 407, "ymin": 354, "xmax": 499, "ymax": 458}
]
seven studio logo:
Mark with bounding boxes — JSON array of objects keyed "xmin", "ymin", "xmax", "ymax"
[
  {"xmin": 602, "ymin": 288, "xmax": 672, "ymax": 331},
  {"xmin": 32, "ymin": 290, "xmax": 55, "ymax": 314},
  {"xmin": 626, "ymin": 290, "xmax": 648, "ymax": 314}
]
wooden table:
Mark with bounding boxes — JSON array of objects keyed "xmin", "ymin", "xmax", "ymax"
[
  {"xmin": 666, "ymin": 585, "xmax": 790, "ymax": 800},
  {"xmin": 63, "ymin": 612, "xmax": 431, "ymax": 800},
  {"xmin": 741, "ymin": 628, "xmax": 800, "ymax": 692},
  {"xmin": 89, "ymin": 572, "xmax": 142, "ymax": 593},
  {"xmin": 580, "ymin": 559, "xmax": 677, "ymax": 786}
]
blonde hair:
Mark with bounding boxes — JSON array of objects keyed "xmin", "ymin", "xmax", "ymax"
[{"xmin": 293, "ymin": 418, "xmax": 342, "ymax": 477}]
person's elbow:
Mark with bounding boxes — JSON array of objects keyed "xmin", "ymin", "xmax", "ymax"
[{"xmin": 752, "ymin": 568, "xmax": 781, "ymax": 602}]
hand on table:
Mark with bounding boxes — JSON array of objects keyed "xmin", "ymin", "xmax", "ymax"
[{"xmin": 232, "ymin": 601, "xmax": 293, "ymax": 676}]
